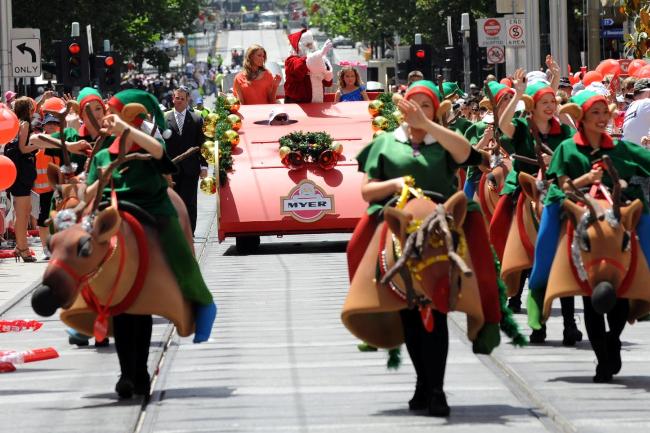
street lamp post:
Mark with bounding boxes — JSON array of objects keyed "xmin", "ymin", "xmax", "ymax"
[
  {"xmin": 461, "ymin": 13, "xmax": 471, "ymax": 93},
  {"xmin": 0, "ymin": 0, "xmax": 13, "ymax": 99}
]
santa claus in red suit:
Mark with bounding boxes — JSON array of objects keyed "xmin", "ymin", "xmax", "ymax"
[{"xmin": 284, "ymin": 28, "xmax": 334, "ymax": 103}]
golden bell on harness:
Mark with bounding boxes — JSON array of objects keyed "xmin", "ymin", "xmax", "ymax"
[
  {"xmin": 202, "ymin": 113, "xmax": 218, "ymax": 138},
  {"xmin": 199, "ymin": 176, "xmax": 218, "ymax": 195}
]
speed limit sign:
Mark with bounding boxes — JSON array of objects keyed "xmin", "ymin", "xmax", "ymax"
[{"xmin": 487, "ymin": 46, "xmax": 505, "ymax": 64}]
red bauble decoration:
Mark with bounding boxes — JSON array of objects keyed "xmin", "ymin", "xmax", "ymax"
[
  {"xmin": 283, "ymin": 151, "xmax": 305, "ymax": 170},
  {"xmin": 0, "ymin": 155, "xmax": 17, "ymax": 190},
  {"xmin": 317, "ymin": 150, "xmax": 337, "ymax": 170},
  {"xmin": 0, "ymin": 104, "xmax": 19, "ymax": 146}
]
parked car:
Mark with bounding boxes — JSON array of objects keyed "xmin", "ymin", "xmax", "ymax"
[{"xmin": 332, "ymin": 35, "xmax": 354, "ymax": 48}]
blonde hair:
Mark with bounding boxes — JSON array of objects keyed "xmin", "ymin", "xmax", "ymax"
[
  {"xmin": 337, "ymin": 66, "xmax": 362, "ymax": 89},
  {"xmin": 243, "ymin": 44, "xmax": 267, "ymax": 81}
]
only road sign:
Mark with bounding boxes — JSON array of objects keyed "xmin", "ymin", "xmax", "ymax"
[{"xmin": 11, "ymin": 37, "xmax": 41, "ymax": 77}]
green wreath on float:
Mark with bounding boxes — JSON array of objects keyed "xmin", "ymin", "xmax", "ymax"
[{"xmin": 278, "ymin": 131, "xmax": 343, "ymax": 170}]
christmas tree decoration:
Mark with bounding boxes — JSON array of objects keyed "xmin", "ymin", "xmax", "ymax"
[
  {"xmin": 199, "ymin": 176, "xmax": 218, "ymax": 194},
  {"xmin": 227, "ymin": 113, "xmax": 242, "ymax": 131},
  {"xmin": 222, "ymin": 129, "xmax": 240, "ymax": 147},
  {"xmin": 367, "ymin": 99, "xmax": 384, "ymax": 117}
]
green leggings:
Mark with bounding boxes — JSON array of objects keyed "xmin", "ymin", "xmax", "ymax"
[{"xmin": 158, "ymin": 216, "xmax": 213, "ymax": 306}]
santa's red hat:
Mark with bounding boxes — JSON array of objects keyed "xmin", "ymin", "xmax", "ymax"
[{"xmin": 288, "ymin": 28, "xmax": 307, "ymax": 53}]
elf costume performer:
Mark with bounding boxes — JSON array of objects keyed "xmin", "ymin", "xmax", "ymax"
[
  {"xmin": 284, "ymin": 28, "xmax": 334, "ymax": 103},
  {"xmin": 529, "ymin": 90, "xmax": 650, "ymax": 382},
  {"xmin": 462, "ymin": 81, "xmax": 514, "ymax": 199},
  {"xmin": 442, "ymin": 82, "xmax": 473, "ymax": 136},
  {"xmin": 343, "ymin": 81, "xmax": 523, "ymax": 417},
  {"xmin": 81, "ymin": 90, "xmax": 216, "ymax": 397},
  {"xmin": 494, "ymin": 78, "xmax": 580, "ymax": 343}
]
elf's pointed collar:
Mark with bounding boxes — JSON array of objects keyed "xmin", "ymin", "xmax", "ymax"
[
  {"xmin": 573, "ymin": 129, "xmax": 615, "ymax": 150},
  {"xmin": 393, "ymin": 124, "xmax": 436, "ymax": 145}
]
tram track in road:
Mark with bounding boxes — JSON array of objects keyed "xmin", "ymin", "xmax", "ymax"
[{"xmin": 448, "ymin": 315, "xmax": 576, "ymax": 433}]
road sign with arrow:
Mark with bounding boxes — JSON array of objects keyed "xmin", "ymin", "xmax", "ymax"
[{"xmin": 11, "ymin": 38, "xmax": 41, "ymax": 77}]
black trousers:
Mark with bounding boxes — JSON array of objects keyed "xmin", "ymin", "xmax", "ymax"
[
  {"xmin": 173, "ymin": 174, "xmax": 199, "ymax": 234},
  {"xmin": 113, "ymin": 314, "xmax": 153, "ymax": 385},
  {"xmin": 400, "ymin": 308, "xmax": 449, "ymax": 392},
  {"xmin": 582, "ymin": 296, "xmax": 628, "ymax": 368}
]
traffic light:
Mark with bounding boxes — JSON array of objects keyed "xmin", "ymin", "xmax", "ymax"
[
  {"xmin": 410, "ymin": 44, "xmax": 432, "ymax": 79},
  {"xmin": 397, "ymin": 60, "xmax": 411, "ymax": 82},
  {"xmin": 94, "ymin": 52, "xmax": 121, "ymax": 93},
  {"xmin": 60, "ymin": 36, "xmax": 90, "ymax": 88}
]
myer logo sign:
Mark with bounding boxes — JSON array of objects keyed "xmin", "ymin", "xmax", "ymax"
[{"xmin": 281, "ymin": 179, "xmax": 335, "ymax": 222}]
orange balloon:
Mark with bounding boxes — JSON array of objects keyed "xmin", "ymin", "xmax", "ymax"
[
  {"xmin": 0, "ymin": 155, "xmax": 17, "ymax": 190},
  {"xmin": 582, "ymin": 70, "xmax": 604, "ymax": 86},
  {"xmin": 41, "ymin": 97, "xmax": 65, "ymax": 114},
  {"xmin": 595, "ymin": 59, "xmax": 621, "ymax": 76},
  {"xmin": 0, "ymin": 104, "xmax": 19, "ymax": 145},
  {"xmin": 636, "ymin": 65, "xmax": 650, "ymax": 79},
  {"xmin": 627, "ymin": 59, "xmax": 647, "ymax": 77}
]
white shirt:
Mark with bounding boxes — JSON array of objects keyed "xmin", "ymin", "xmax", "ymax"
[{"xmin": 623, "ymin": 98, "xmax": 650, "ymax": 147}]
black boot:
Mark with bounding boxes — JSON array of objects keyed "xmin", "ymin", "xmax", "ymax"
[
  {"xmin": 115, "ymin": 376, "xmax": 135, "ymax": 398},
  {"xmin": 428, "ymin": 389, "xmax": 450, "ymax": 417},
  {"xmin": 606, "ymin": 331, "xmax": 622, "ymax": 376},
  {"xmin": 562, "ymin": 323, "xmax": 583, "ymax": 347},
  {"xmin": 408, "ymin": 379, "xmax": 428, "ymax": 411},
  {"xmin": 590, "ymin": 338, "xmax": 612, "ymax": 383},
  {"xmin": 507, "ymin": 296, "xmax": 522, "ymax": 314},
  {"xmin": 529, "ymin": 324, "xmax": 546, "ymax": 344}
]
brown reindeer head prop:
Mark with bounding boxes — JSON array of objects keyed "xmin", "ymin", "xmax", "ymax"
[
  {"xmin": 342, "ymin": 190, "xmax": 487, "ymax": 349},
  {"xmin": 544, "ymin": 156, "xmax": 650, "ymax": 321}
]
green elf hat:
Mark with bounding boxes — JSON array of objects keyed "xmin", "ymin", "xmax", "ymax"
[
  {"xmin": 404, "ymin": 80, "xmax": 451, "ymax": 122},
  {"xmin": 77, "ymin": 87, "xmax": 104, "ymax": 116},
  {"xmin": 521, "ymin": 81, "xmax": 557, "ymax": 112},
  {"xmin": 442, "ymin": 82, "xmax": 465, "ymax": 99},
  {"xmin": 107, "ymin": 89, "xmax": 167, "ymax": 134},
  {"xmin": 559, "ymin": 90, "xmax": 611, "ymax": 121},
  {"xmin": 482, "ymin": 81, "xmax": 515, "ymax": 111}
]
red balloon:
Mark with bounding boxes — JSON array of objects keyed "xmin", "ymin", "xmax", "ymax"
[
  {"xmin": 595, "ymin": 59, "xmax": 621, "ymax": 76},
  {"xmin": 0, "ymin": 155, "xmax": 17, "ymax": 190},
  {"xmin": 41, "ymin": 97, "xmax": 65, "ymax": 114},
  {"xmin": 636, "ymin": 65, "xmax": 650, "ymax": 79},
  {"xmin": 627, "ymin": 59, "xmax": 647, "ymax": 77},
  {"xmin": 0, "ymin": 104, "xmax": 19, "ymax": 146},
  {"xmin": 582, "ymin": 70, "xmax": 604, "ymax": 86}
]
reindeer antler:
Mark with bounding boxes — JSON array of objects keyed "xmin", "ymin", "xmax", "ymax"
[
  {"xmin": 171, "ymin": 147, "xmax": 200, "ymax": 164},
  {"xmin": 511, "ymin": 154, "xmax": 539, "ymax": 166},
  {"xmin": 602, "ymin": 155, "xmax": 623, "ymax": 220},
  {"xmin": 90, "ymin": 129, "xmax": 153, "ymax": 213},
  {"xmin": 83, "ymin": 105, "xmax": 111, "ymax": 172},
  {"xmin": 44, "ymin": 103, "xmax": 73, "ymax": 172},
  {"xmin": 483, "ymin": 80, "xmax": 503, "ymax": 154},
  {"xmin": 566, "ymin": 179, "xmax": 604, "ymax": 220}
]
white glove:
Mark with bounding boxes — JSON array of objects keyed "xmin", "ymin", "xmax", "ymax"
[{"xmin": 322, "ymin": 39, "xmax": 333, "ymax": 56}]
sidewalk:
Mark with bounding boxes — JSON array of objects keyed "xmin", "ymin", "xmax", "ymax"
[{"xmin": 0, "ymin": 236, "xmax": 47, "ymax": 315}]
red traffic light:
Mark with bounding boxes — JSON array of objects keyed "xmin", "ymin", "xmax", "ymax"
[
  {"xmin": 68, "ymin": 43, "xmax": 81, "ymax": 55},
  {"xmin": 104, "ymin": 56, "xmax": 115, "ymax": 67},
  {"xmin": 415, "ymin": 49, "xmax": 426, "ymax": 59}
]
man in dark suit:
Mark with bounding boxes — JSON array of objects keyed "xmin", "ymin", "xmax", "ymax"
[{"xmin": 165, "ymin": 86, "xmax": 208, "ymax": 235}]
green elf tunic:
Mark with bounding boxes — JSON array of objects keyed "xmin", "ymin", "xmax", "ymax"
[
  {"xmin": 463, "ymin": 120, "xmax": 513, "ymax": 197},
  {"xmin": 86, "ymin": 143, "xmax": 213, "ymax": 306},
  {"xmin": 448, "ymin": 116, "xmax": 473, "ymax": 136},
  {"xmin": 356, "ymin": 124, "xmax": 504, "ymax": 353},
  {"xmin": 545, "ymin": 132, "xmax": 650, "ymax": 211},
  {"xmin": 501, "ymin": 117, "xmax": 575, "ymax": 195}
]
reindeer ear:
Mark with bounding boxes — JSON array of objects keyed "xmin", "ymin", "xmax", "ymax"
[
  {"xmin": 92, "ymin": 207, "xmax": 122, "ymax": 244},
  {"xmin": 521, "ymin": 95, "xmax": 534, "ymax": 113},
  {"xmin": 563, "ymin": 199, "xmax": 586, "ymax": 225},
  {"xmin": 384, "ymin": 207, "xmax": 413, "ymax": 241},
  {"xmin": 121, "ymin": 103, "xmax": 148, "ymax": 126},
  {"xmin": 444, "ymin": 191, "xmax": 468, "ymax": 227},
  {"xmin": 518, "ymin": 172, "xmax": 539, "ymax": 202},
  {"xmin": 436, "ymin": 100, "xmax": 452, "ymax": 123},
  {"xmin": 559, "ymin": 103, "xmax": 582, "ymax": 122},
  {"xmin": 621, "ymin": 199, "xmax": 643, "ymax": 230},
  {"xmin": 47, "ymin": 163, "xmax": 62, "ymax": 188}
]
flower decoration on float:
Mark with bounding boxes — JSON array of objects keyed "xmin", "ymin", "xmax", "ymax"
[{"xmin": 278, "ymin": 131, "xmax": 342, "ymax": 170}]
